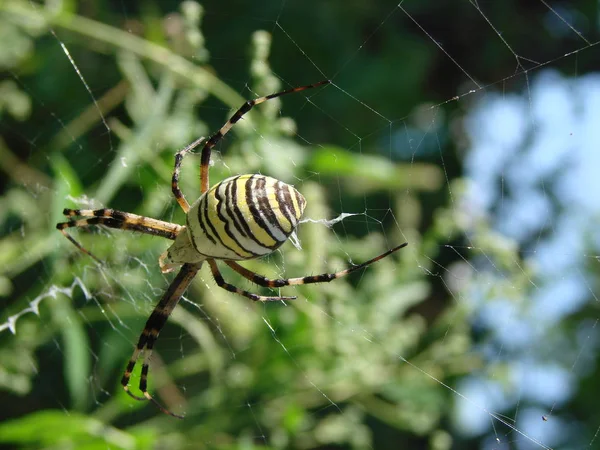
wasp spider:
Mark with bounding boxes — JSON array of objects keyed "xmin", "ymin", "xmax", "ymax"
[{"xmin": 57, "ymin": 80, "xmax": 407, "ymax": 418}]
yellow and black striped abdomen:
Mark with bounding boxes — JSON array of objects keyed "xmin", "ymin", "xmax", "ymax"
[{"xmin": 186, "ymin": 174, "xmax": 306, "ymax": 260}]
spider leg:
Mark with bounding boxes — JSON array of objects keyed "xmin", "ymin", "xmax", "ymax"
[
  {"xmin": 171, "ymin": 136, "xmax": 206, "ymax": 213},
  {"xmin": 56, "ymin": 226, "xmax": 105, "ymax": 264},
  {"xmin": 208, "ymin": 260, "xmax": 296, "ymax": 302},
  {"xmin": 199, "ymin": 80, "xmax": 330, "ymax": 193},
  {"xmin": 121, "ymin": 262, "xmax": 202, "ymax": 419},
  {"xmin": 225, "ymin": 242, "xmax": 408, "ymax": 287},
  {"xmin": 57, "ymin": 209, "xmax": 182, "ymax": 262},
  {"xmin": 61, "ymin": 209, "xmax": 182, "ymax": 239}
]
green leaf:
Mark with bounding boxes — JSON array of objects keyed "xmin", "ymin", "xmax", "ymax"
[
  {"xmin": 309, "ymin": 145, "xmax": 442, "ymax": 192},
  {"xmin": 0, "ymin": 410, "xmax": 150, "ymax": 449}
]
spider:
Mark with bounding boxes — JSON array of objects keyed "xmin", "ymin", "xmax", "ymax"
[{"xmin": 56, "ymin": 79, "xmax": 407, "ymax": 418}]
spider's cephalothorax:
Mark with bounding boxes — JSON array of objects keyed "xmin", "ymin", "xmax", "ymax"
[
  {"xmin": 161, "ymin": 174, "xmax": 306, "ymax": 271},
  {"xmin": 57, "ymin": 79, "xmax": 407, "ymax": 418}
]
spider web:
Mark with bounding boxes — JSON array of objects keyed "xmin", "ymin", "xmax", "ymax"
[{"xmin": 1, "ymin": 0, "xmax": 599, "ymax": 449}]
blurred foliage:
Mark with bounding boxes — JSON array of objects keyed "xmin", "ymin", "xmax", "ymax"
[{"xmin": 0, "ymin": 0, "xmax": 597, "ymax": 449}]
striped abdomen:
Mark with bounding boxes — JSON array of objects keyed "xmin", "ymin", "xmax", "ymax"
[{"xmin": 185, "ymin": 174, "xmax": 305, "ymax": 261}]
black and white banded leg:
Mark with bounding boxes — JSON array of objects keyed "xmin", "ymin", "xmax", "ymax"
[
  {"xmin": 120, "ymin": 262, "xmax": 202, "ymax": 419},
  {"xmin": 56, "ymin": 208, "xmax": 182, "ymax": 262},
  {"xmin": 224, "ymin": 243, "xmax": 407, "ymax": 288}
]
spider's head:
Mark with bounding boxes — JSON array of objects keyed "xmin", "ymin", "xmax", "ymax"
[{"xmin": 159, "ymin": 226, "xmax": 205, "ymax": 273}]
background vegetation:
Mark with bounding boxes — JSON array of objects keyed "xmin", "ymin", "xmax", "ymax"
[{"xmin": 1, "ymin": 0, "xmax": 598, "ymax": 449}]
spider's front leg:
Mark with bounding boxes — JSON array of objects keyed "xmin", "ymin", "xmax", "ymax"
[
  {"xmin": 121, "ymin": 262, "xmax": 202, "ymax": 419},
  {"xmin": 171, "ymin": 136, "xmax": 206, "ymax": 213},
  {"xmin": 196, "ymin": 79, "xmax": 330, "ymax": 193},
  {"xmin": 56, "ymin": 208, "xmax": 182, "ymax": 263}
]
